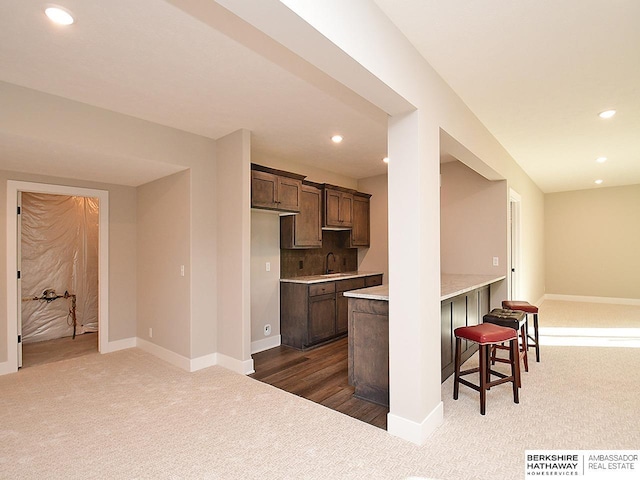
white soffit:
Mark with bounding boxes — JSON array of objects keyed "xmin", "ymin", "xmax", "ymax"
[{"xmin": 0, "ymin": 0, "xmax": 388, "ymax": 185}]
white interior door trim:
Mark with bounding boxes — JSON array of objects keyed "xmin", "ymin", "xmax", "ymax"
[{"xmin": 6, "ymin": 181, "xmax": 109, "ymax": 373}]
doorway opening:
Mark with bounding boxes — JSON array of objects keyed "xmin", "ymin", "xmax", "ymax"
[
  {"xmin": 19, "ymin": 192, "xmax": 99, "ymax": 368},
  {"xmin": 509, "ymin": 189, "xmax": 522, "ymax": 300},
  {"xmin": 6, "ymin": 181, "xmax": 109, "ymax": 374}
]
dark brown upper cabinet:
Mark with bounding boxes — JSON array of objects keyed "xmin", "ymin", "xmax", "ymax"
[
  {"xmin": 251, "ymin": 164, "xmax": 304, "ymax": 213},
  {"xmin": 350, "ymin": 193, "xmax": 371, "ymax": 247},
  {"xmin": 252, "ymin": 164, "xmax": 372, "ymax": 249},
  {"xmin": 323, "ymin": 185, "xmax": 353, "ymax": 228},
  {"xmin": 280, "ymin": 182, "xmax": 323, "ymax": 249}
]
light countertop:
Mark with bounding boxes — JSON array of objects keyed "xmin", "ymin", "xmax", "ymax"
[
  {"xmin": 280, "ymin": 271, "xmax": 383, "ymax": 284},
  {"xmin": 344, "ymin": 284, "xmax": 389, "ymax": 301},
  {"xmin": 440, "ymin": 273, "xmax": 506, "ymax": 301},
  {"xmin": 343, "ymin": 274, "xmax": 505, "ymax": 303}
]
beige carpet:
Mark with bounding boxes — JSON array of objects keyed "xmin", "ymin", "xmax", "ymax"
[{"xmin": 1, "ymin": 300, "xmax": 639, "ymax": 479}]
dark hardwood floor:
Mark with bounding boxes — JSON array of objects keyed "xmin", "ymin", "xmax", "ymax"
[{"xmin": 250, "ymin": 337, "xmax": 388, "ymax": 429}]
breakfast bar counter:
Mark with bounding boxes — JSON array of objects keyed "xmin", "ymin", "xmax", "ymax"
[{"xmin": 344, "ymin": 274, "xmax": 506, "ymax": 405}]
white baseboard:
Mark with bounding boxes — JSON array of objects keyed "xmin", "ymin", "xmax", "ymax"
[
  {"xmin": 189, "ymin": 352, "xmax": 217, "ymax": 372},
  {"xmin": 387, "ymin": 401, "xmax": 444, "ymax": 445},
  {"xmin": 544, "ymin": 294, "xmax": 640, "ymax": 306},
  {"xmin": 136, "ymin": 338, "xmax": 254, "ymax": 375},
  {"xmin": 217, "ymin": 352, "xmax": 255, "ymax": 375},
  {"xmin": 251, "ymin": 335, "xmax": 281, "ymax": 354},
  {"xmin": 101, "ymin": 337, "xmax": 136, "ymax": 353},
  {"xmin": 0, "ymin": 360, "xmax": 15, "ymax": 376},
  {"xmin": 0, "ymin": 336, "xmax": 255, "ymax": 378},
  {"xmin": 136, "ymin": 337, "xmax": 192, "ymax": 371}
]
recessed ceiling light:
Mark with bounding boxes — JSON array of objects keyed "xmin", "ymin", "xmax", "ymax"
[
  {"xmin": 594, "ymin": 179, "xmax": 604, "ymax": 185},
  {"xmin": 331, "ymin": 135, "xmax": 343, "ymax": 144},
  {"xmin": 596, "ymin": 157, "xmax": 607, "ymax": 163},
  {"xmin": 382, "ymin": 157, "xmax": 389, "ymax": 164},
  {"xmin": 45, "ymin": 6, "xmax": 74, "ymax": 25},
  {"xmin": 598, "ymin": 109, "xmax": 616, "ymax": 119}
]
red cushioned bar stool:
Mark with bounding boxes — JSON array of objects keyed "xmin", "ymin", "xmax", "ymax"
[
  {"xmin": 483, "ymin": 308, "xmax": 528, "ymax": 388},
  {"xmin": 453, "ymin": 323, "xmax": 520, "ymax": 415},
  {"xmin": 502, "ymin": 300, "xmax": 540, "ymax": 362}
]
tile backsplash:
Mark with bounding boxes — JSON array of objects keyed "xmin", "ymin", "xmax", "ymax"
[{"xmin": 281, "ymin": 230, "xmax": 358, "ymax": 278}]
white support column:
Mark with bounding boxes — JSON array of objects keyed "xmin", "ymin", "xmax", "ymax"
[{"xmin": 386, "ymin": 110, "xmax": 443, "ymax": 444}]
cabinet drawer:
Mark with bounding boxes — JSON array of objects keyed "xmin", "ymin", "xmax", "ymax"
[
  {"xmin": 335, "ymin": 277, "xmax": 365, "ymax": 293},
  {"xmin": 309, "ymin": 282, "xmax": 336, "ymax": 296}
]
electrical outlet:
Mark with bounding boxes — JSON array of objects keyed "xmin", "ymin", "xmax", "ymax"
[
  {"xmin": 493, "ymin": 257, "xmax": 499, "ymax": 266},
  {"xmin": 149, "ymin": 327, "xmax": 153, "ymax": 338},
  {"xmin": 298, "ymin": 260, "xmax": 303, "ymax": 269},
  {"xmin": 180, "ymin": 265, "xmax": 185, "ymax": 277},
  {"xmin": 264, "ymin": 324, "xmax": 271, "ymax": 336},
  {"xmin": 266, "ymin": 262, "xmax": 271, "ymax": 272}
]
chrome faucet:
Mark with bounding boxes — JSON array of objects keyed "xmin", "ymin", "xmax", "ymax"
[{"xmin": 325, "ymin": 252, "xmax": 336, "ymax": 274}]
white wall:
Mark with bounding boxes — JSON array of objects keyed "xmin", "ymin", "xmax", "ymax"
[
  {"xmin": 0, "ymin": 83, "xmax": 220, "ymax": 369},
  {"xmin": 254, "ymin": 157, "xmax": 358, "ymax": 189},
  {"xmin": 440, "ymin": 161, "xmax": 507, "ymax": 276},
  {"xmin": 250, "ymin": 210, "xmax": 281, "ymax": 351},
  {"xmin": 545, "ymin": 184, "xmax": 640, "ymax": 301},
  {"xmin": 137, "ymin": 170, "xmax": 191, "ymax": 357},
  {"xmin": 357, "ymin": 173, "xmax": 389, "ymax": 283}
]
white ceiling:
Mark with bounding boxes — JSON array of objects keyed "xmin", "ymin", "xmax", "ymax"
[
  {"xmin": 374, "ymin": 0, "xmax": 640, "ymax": 193},
  {"xmin": 1, "ymin": 0, "xmax": 638, "ymax": 192},
  {"xmin": 0, "ymin": 0, "xmax": 388, "ymax": 186}
]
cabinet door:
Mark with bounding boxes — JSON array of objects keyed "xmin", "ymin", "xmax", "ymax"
[
  {"xmin": 324, "ymin": 189, "xmax": 353, "ymax": 228},
  {"xmin": 465, "ymin": 290, "xmax": 479, "ymax": 351},
  {"xmin": 441, "ymin": 299, "xmax": 453, "ymax": 378},
  {"xmin": 295, "ymin": 184, "xmax": 322, "ymax": 247},
  {"xmin": 340, "ymin": 192, "xmax": 354, "ymax": 227},
  {"xmin": 324, "ymin": 189, "xmax": 342, "ymax": 227},
  {"xmin": 478, "ymin": 286, "xmax": 490, "ymax": 319},
  {"xmin": 336, "ymin": 292, "xmax": 349, "ymax": 335},
  {"xmin": 452, "ymin": 294, "xmax": 467, "ymax": 340},
  {"xmin": 335, "ymin": 278, "xmax": 366, "ymax": 335},
  {"xmin": 277, "ymin": 176, "xmax": 301, "ymax": 212},
  {"xmin": 251, "ymin": 170, "xmax": 278, "ymax": 209},
  {"xmin": 350, "ymin": 195, "xmax": 370, "ymax": 246},
  {"xmin": 308, "ymin": 293, "xmax": 336, "ymax": 345}
]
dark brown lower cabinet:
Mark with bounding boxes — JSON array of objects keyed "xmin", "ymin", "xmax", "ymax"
[
  {"xmin": 308, "ymin": 293, "xmax": 336, "ymax": 344},
  {"xmin": 440, "ymin": 285, "xmax": 490, "ymax": 382},
  {"xmin": 281, "ymin": 274, "xmax": 383, "ymax": 350},
  {"xmin": 335, "ymin": 277, "xmax": 366, "ymax": 334},
  {"xmin": 348, "ymin": 297, "xmax": 389, "ymax": 407}
]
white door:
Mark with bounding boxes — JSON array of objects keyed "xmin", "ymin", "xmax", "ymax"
[
  {"xmin": 509, "ymin": 189, "xmax": 521, "ymax": 300},
  {"xmin": 17, "ymin": 191, "xmax": 23, "ymax": 368}
]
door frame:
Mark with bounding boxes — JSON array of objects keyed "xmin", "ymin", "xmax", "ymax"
[
  {"xmin": 508, "ymin": 188, "xmax": 522, "ymax": 300},
  {"xmin": 6, "ymin": 181, "xmax": 109, "ymax": 373}
]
